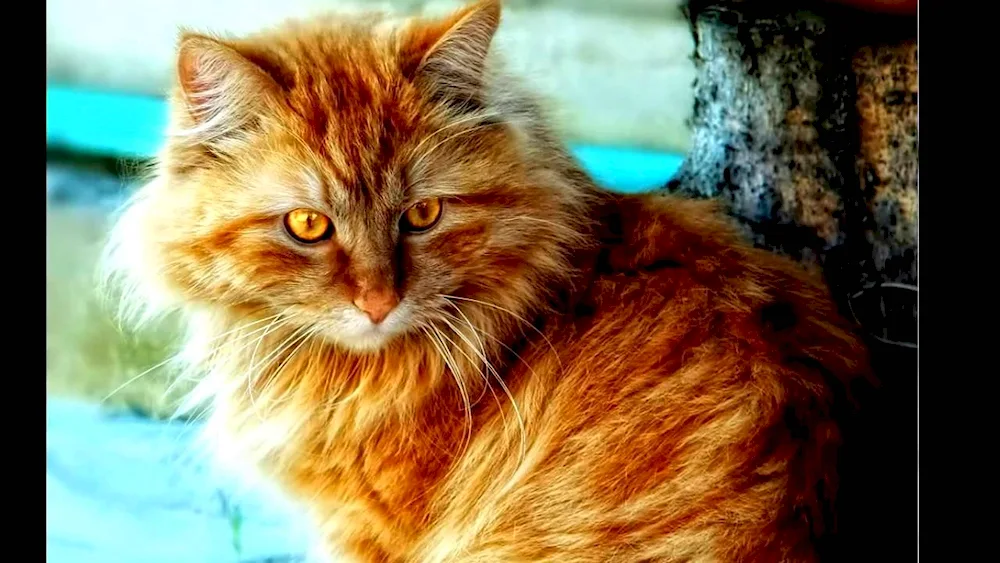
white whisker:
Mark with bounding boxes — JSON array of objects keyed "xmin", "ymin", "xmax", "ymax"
[
  {"xmin": 265, "ymin": 325, "xmax": 324, "ymax": 409},
  {"xmin": 421, "ymin": 325, "xmax": 474, "ymax": 455},
  {"xmin": 245, "ymin": 315, "xmax": 294, "ymax": 414},
  {"xmin": 409, "ymin": 110, "xmax": 502, "ymax": 169},
  {"xmin": 440, "ymin": 309, "xmax": 527, "ymax": 462},
  {"xmin": 436, "ymin": 314, "xmax": 517, "ymax": 450},
  {"xmin": 410, "ymin": 118, "xmax": 502, "ymax": 177},
  {"xmin": 100, "ymin": 354, "xmax": 179, "ymax": 404},
  {"xmin": 245, "ymin": 321, "xmax": 310, "ymax": 417},
  {"xmin": 432, "ymin": 317, "xmax": 495, "ymax": 411},
  {"xmin": 205, "ymin": 313, "xmax": 284, "ymax": 345},
  {"xmin": 440, "ymin": 294, "xmax": 563, "ymax": 373},
  {"xmin": 101, "ymin": 314, "xmax": 286, "ymax": 407}
]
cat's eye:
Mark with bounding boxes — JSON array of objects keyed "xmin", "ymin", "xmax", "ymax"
[
  {"xmin": 283, "ymin": 209, "xmax": 333, "ymax": 244},
  {"xmin": 400, "ymin": 198, "xmax": 443, "ymax": 233}
]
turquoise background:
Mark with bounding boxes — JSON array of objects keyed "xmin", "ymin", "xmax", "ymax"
[{"xmin": 46, "ymin": 85, "xmax": 684, "ymax": 193}]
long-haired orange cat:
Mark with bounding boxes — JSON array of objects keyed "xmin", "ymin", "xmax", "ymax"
[{"xmin": 103, "ymin": 1, "xmax": 870, "ymax": 561}]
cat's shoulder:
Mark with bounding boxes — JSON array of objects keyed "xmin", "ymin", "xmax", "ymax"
[
  {"xmin": 593, "ymin": 191, "xmax": 841, "ymax": 323},
  {"xmin": 586, "ymin": 190, "xmax": 868, "ymax": 380},
  {"xmin": 597, "ymin": 191, "xmax": 776, "ymax": 282}
]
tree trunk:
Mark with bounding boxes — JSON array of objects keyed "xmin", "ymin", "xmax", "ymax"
[{"xmin": 665, "ymin": 1, "xmax": 916, "ymax": 559}]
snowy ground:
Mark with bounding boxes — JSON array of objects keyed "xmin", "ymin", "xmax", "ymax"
[{"xmin": 46, "ymin": 398, "xmax": 314, "ymax": 563}]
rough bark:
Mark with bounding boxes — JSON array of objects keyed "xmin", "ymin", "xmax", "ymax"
[
  {"xmin": 665, "ymin": 1, "xmax": 916, "ymax": 560},
  {"xmin": 667, "ymin": 0, "xmax": 916, "ymax": 320}
]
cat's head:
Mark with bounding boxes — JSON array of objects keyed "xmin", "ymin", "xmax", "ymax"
[{"xmin": 105, "ymin": 0, "xmax": 595, "ymax": 352}]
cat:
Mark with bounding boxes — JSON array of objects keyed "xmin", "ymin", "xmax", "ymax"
[{"xmin": 102, "ymin": 1, "xmax": 871, "ymax": 561}]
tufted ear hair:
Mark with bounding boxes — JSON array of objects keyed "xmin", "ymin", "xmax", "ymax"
[
  {"xmin": 401, "ymin": 0, "xmax": 502, "ymax": 113},
  {"xmin": 173, "ymin": 32, "xmax": 282, "ymax": 143}
]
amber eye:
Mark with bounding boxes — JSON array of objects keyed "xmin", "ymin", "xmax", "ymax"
[
  {"xmin": 400, "ymin": 198, "xmax": 443, "ymax": 233},
  {"xmin": 283, "ymin": 209, "xmax": 333, "ymax": 243}
]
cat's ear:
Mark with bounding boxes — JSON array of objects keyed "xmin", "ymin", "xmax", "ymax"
[
  {"xmin": 173, "ymin": 32, "xmax": 281, "ymax": 141},
  {"xmin": 404, "ymin": 0, "xmax": 502, "ymax": 112}
]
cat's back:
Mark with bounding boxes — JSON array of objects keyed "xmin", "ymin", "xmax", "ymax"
[
  {"xmin": 455, "ymin": 194, "xmax": 869, "ymax": 562},
  {"xmin": 573, "ymin": 192, "xmax": 865, "ymax": 383}
]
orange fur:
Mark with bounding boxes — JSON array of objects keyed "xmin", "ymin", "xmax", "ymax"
[{"xmin": 103, "ymin": 1, "xmax": 871, "ymax": 561}]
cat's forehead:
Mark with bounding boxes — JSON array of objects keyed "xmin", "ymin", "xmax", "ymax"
[
  {"xmin": 250, "ymin": 25, "xmax": 431, "ymax": 202},
  {"xmin": 251, "ymin": 149, "xmax": 404, "ymax": 213}
]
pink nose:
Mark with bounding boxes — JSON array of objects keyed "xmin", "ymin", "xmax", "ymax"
[{"xmin": 353, "ymin": 287, "xmax": 399, "ymax": 324}]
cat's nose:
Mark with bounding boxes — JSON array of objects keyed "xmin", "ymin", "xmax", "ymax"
[{"xmin": 353, "ymin": 287, "xmax": 399, "ymax": 324}]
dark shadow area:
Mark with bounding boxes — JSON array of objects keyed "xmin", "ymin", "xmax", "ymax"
[{"xmin": 665, "ymin": 1, "xmax": 917, "ymax": 559}]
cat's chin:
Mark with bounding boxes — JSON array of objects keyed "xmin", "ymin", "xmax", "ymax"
[
  {"xmin": 328, "ymin": 330, "xmax": 403, "ymax": 353},
  {"xmin": 319, "ymin": 305, "xmax": 411, "ymax": 353}
]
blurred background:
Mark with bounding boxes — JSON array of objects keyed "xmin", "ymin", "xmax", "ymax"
[{"xmin": 46, "ymin": 1, "xmax": 694, "ymax": 561}]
